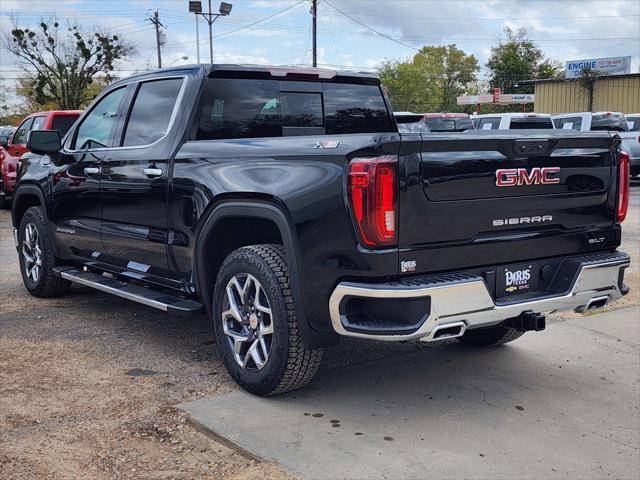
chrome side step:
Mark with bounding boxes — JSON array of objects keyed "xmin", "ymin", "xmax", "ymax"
[{"xmin": 54, "ymin": 267, "xmax": 204, "ymax": 317}]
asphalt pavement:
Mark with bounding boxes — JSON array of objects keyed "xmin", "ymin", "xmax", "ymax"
[{"xmin": 181, "ymin": 307, "xmax": 640, "ymax": 480}]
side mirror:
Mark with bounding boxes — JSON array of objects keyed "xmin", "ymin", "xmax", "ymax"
[
  {"xmin": 27, "ymin": 130, "xmax": 61, "ymax": 155},
  {"xmin": 0, "ymin": 135, "xmax": 8, "ymax": 148}
]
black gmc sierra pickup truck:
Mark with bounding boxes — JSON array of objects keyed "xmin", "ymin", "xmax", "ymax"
[{"xmin": 12, "ymin": 64, "xmax": 631, "ymax": 395}]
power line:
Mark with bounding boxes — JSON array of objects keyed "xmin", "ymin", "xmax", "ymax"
[
  {"xmin": 162, "ymin": 1, "xmax": 305, "ymax": 47},
  {"xmin": 329, "ymin": 11, "xmax": 640, "ymax": 21}
]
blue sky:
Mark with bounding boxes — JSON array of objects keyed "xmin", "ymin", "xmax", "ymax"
[{"xmin": 1, "ymin": 0, "xmax": 639, "ymax": 90}]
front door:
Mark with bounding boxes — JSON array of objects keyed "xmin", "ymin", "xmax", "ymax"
[
  {"xmin": 50, "ymin": 86, "xmax": 129, "ymax": 260},
  {"xmin": 99, "ymin": 77, "xmax": 185, "ymax": 279}
]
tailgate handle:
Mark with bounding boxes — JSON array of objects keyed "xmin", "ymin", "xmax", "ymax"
[{"xmin": 514, "ymin": 139, "xmax": 549, "ymax": 156}]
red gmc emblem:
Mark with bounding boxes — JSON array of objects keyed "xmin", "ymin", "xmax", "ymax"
[{"xmin": 495, "ymin": 167, "xmax": 561, "ymax": 187}]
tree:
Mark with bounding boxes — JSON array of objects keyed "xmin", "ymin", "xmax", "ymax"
[
  {"xmin": 487, "ymin": 27, "xmax": 560, "ymax": 94},
  {"xmin": 5, "ymin": 19, "xmax": 134, "ymax": 110},
  {"xmin": 378, "ymin": 45, "xmax": 479, "ymax": 112}
]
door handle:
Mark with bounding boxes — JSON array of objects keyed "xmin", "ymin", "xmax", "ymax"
[
  {"xmin": 143, "ymin": 167, "xmax": 163, "ymax": 177},
  {"xmin": 84, "ymin": 167, "xmax": 100, "ymax": 175}
]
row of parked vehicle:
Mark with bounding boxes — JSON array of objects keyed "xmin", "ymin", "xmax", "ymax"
[
  {"xmin": 394, "ymin": 111, "xmax": 640, "ymax": 176},
  {"xmin": 1, "ymin": 109, "xmax": 638, "ymax": 208},
  {"xmin": 0, "ymin": 111, "xmax": 82, "ymax": 207}
]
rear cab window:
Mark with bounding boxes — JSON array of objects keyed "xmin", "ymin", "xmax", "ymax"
[
  {"xmin": 196, "ymin": 78, "xmax": 393, "ymax": 140},
  {"xmin": 478, "ymin": 118, "xmax": 500, "ymax": 130},
  {"xmin": 627, "ymin": 116, "xmax": 639, "ymax": 131},
  {"xmin": 554, "ymin": 117, "xmax": 582, "ymax": 130},
  {"xmin": 51, "ymin": 115, "xmax": 80, "ymax": 138},
  {"xmin": 423, "ymin": 117, "xmax": 473, "ymax": 132},
  {"xmin": 508, "ymin": 117, "xmax": 554, "ymax": 129},
  {"xmin": 590, "ymin": 114, "xmax": 629, "ymax": 132}
]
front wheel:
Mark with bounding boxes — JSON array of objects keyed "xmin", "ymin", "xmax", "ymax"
[
  {"xmin": 18, "ymin": 206, "xmax": 71, "ymax": 297},
  {"xmin": 212, "ymin": 244, "xmax": 323, "ymax": 396}
]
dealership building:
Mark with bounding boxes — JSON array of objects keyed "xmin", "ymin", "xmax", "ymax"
[{"xmin": 530, "ymin": 73, "xmax": 640, "ymax": 114}]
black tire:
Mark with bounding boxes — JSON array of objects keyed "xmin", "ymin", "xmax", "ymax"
[
  {"xmin": 18, "ymin": 206, "xmax": 71, "ymax": 297},
  {"xmin": 457, "ymin": 324, "xmax": 525, "ymax": 347},
  {"xmin": 212, "ymin": 244, "xmax": 323, "ymax": 396}
]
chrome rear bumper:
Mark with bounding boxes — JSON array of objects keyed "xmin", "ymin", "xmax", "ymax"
[{"xmin": 329, "ymin": 251, "xmax": 630, "ymax": 342}]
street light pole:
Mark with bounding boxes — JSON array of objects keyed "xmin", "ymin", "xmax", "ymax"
[
  {"xmin": 195, "ymin": 13, "xmax": 200, "ymax": 63},
  {"xmin": 190, "ymin": 2, "xmax": 232, "ymax": 64}
]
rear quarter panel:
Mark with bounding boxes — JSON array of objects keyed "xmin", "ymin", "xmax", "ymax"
[{"xmin": 170, "ymin": 133, "xmax": 401, "ymax": 332}]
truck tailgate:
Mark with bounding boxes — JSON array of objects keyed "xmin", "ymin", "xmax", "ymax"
[{"xmin": 398, "ymin": 130, "xmax": 620, "ymax": 273}]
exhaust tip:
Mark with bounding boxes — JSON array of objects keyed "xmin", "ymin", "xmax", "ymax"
[
  {"xmin": 586, "ymin": 296, "xmax": 609, "ymax": 311},
  {"xmin": 428, "ymin": 321, "xmax": 467, "ymax": 341},
  {"xmin": 575, "ymin": 296, "xmax": 610, "ymax": 313}
]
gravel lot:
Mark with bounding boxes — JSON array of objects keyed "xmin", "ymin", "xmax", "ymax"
[{"xmin": 1, "ymin": 186, "xmax": 638, "ymax": 479}]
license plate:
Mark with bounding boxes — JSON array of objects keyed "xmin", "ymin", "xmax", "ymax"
[{"xmin": 496, "ymin": 263, "xmax": 539, "ymax": 298}]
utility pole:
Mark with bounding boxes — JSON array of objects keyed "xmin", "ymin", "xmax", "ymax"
[
  {"xmin": 311, "ymin": 0, "xmax": 317, "ymax": 67},
  {"xmin": 149, "ymin": 10, "xmax": 164, "ymax": 68}
]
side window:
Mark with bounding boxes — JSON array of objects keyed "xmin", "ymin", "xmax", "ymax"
[
  {"xmin": 12, "ymin": 118, "xmax": 34, "ymax": 144},
  {"xmin": 197, "ymin": 78, "xmax": 282, "ymax": 140},
  {"xmin": 479, "ymin": 118, "xmax": 500, "ymax": 130},
  {"xmin": 31, "ymin": 116, "xmax": 47, "ymax": 131},
  {"xmin": 122, "ymin": 78, "xmax": 183, "ymax": 147},
  {"xmin": 323, "ymin": 83, "xmax": 393, "ymax": 134},
  {"xmin": 73, "ymin": 87, "xmax": 126, "ymax": 150}
]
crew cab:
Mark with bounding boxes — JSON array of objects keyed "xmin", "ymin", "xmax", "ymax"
[
  {"xmin": 12, "ymin": 64, "xmax": 631, "ymax": 396},
  {"xmin": 473, "ymin": 113, "xmax": 555, "ymax": 130},
  {"xmin": 552, "ymin": 112, "xmax": 640, "ymax": 177},
  {"xmin": 0, "ymin": 110, "xmax": 82, "ymax": 207}
]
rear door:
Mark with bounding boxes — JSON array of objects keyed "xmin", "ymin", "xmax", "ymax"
[{"xmin": 398, "ymin": 130, "xmax": 617, "ymax": 273}]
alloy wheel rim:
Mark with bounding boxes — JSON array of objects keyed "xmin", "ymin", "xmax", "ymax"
[
  {"xmin": 22, "ymin": 222, "xmax": 42, "ymax": 283},
  {"xmin": 221, "ymin": 273, "xmax": 274, "ymax": 371}
]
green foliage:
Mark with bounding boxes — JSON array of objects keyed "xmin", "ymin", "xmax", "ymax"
[
  {"xmin": 378, "ymin": 45, "xmax": 479, "ymax": 112},
  {"xmin": 487, "ymin": 27, "xmax": 560, "ymax": 94},
  {"xmin": 6, "ymin": 19, "xmax": 134, "ymax": 110}
]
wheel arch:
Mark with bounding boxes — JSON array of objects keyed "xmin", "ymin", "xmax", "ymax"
[
  {"xmin": 12, "ymin": 185, "xmax": 46, "ymax": 228},
  {"xmin": 194, "ymin": 199, "xmax": 337, "ymax": 349}
]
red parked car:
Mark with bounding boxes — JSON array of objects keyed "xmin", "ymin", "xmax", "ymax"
[{"xmin": 0, "ymin": 110, "xmax": 82, "ymax": 208}]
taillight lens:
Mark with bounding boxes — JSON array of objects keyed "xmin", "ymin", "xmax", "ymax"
[
  {"xmin": 617, "ymin": 151, "xmax": 630, "ymax": 223},
  {"xmin": 348, "ymin": 156, "xmax": 397, "ymax": 247}
]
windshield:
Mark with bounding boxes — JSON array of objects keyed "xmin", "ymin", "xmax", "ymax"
[
  {"xmin": 591, "ymin": 114, "xmax": 628, "ymax": 132},
  {"xmin": 626, "ymin": 116, "xmax": 640, "ymax": 131}
]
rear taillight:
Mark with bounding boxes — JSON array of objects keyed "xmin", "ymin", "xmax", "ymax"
[
  {"xmin": 348, "ymin": 156, "xmax": 398, "ymax": 247},
  {"xmin": 617, "ymin": 151, "xmax": 630, "ymax": 223}
]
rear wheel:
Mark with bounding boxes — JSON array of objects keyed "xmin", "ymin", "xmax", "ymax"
[
  {"xmin": 212, "ymin": 244, "xmax": 323, "ymax": 396},
  {"xmin": 457, "ymin": 324, "xmax": 525, "ymax": 347},
  {"xmin": 18, "ymin": 206, "xmax": 71, "ymax": 297}
]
